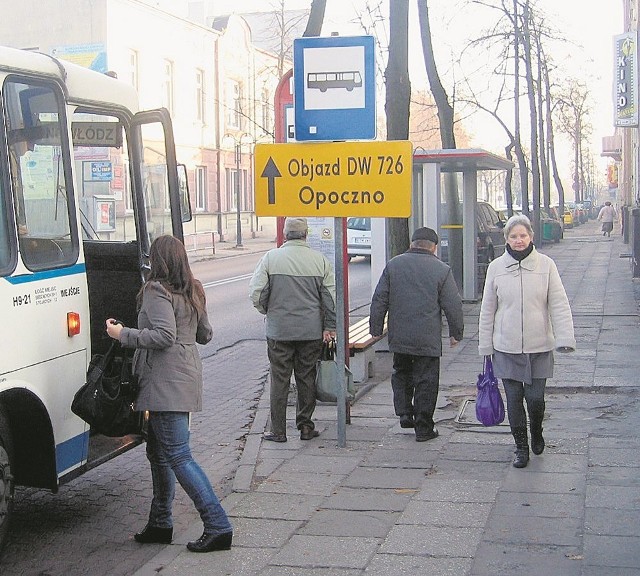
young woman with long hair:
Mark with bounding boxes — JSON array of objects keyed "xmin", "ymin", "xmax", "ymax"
[{"xmin": 106, "ymin": 235, "xmax": 232, "ymax": 553}]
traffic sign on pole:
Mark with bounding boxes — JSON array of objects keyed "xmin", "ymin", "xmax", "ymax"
[
  {"xmin": 254, "ymin": 140, "xmax": 412, "ymax": 217},
  {"xmin": 293, "ymin": 36, "xmax": 376, "ymax": 141}
]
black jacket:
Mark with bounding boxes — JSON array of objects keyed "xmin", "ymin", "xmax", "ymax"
[{"xmin": 370, "ymin": 248, "xmax": 464, "ymax": 356}]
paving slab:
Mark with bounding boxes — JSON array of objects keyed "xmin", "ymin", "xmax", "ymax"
[{"xmin": 133, "ymin": 221, "xmax": 640, "ymax": 576}]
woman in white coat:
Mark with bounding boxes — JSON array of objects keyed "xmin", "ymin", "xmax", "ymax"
[{"xmin": 478, "ymin": 215, "xmax": 576, "ymax": 468}]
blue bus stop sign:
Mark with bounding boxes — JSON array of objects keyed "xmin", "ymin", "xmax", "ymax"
[{"xmin": 293, "ymin": 36, "xmax": 376, "ymax": 141}]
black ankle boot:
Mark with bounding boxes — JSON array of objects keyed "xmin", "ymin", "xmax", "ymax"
[
  {"xmin": 513, "ymin": 447, "xmax": 530, "ymax": 468},
  {"xmin": 187, "ymin": 531, "xmax": 233, "ymax": 553},
  {"xmin": 529, "ymin": 404, "xmax": 546, "ymax": 455},
  {"xmin": 530, "ymin": 425, "xmax": 545, "ymax": 455},
  {"xmin": 134, "ymin": 524, "xmax": 173, "ymax": 544},
  {"xmin": 511, "ymin": 426, "xmax": 529, "ymax": 468}
]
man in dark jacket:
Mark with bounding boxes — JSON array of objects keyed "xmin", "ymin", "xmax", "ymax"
[{"xmin": 370, "ymin": 227, "xmax": 463, "ymax": 441}]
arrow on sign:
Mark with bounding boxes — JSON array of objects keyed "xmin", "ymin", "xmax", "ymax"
[{"xmin": 260, "ymin": 157, "xmax": 282, "ymax": 204}]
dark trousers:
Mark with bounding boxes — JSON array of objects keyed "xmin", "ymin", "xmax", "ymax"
[
  {"xmin": 391, "ymin": 353, "xmax": 440, "ymax": 434},
  {"xmin": 502, "ymin": 378, "xmax": 546, "ymax": 428},
  {"xmin": 267, "ymin": 338, "xmax": 323, "ymax": 436}
]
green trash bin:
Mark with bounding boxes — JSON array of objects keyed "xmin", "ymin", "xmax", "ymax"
[{"xmin": 542, "ymin": 221, "xmax": 553, "ymax": 242}]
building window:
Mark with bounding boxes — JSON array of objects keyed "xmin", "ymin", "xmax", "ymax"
[
  {"xmin": 226, "ymin": 167, "xmax": 243, "ymax": 210},
  {"xmin": 226, "ymin": 80, "xmax": 242, "ymax": 129},
  {"xmin": 195, "ymin": 166, "xmax": 207, "ymax": 211},
  {"xmin": 128, "ymin": 50, "xmax": 139, "ymax": 90},
  {"xmin": 162, "ymin": 60, "xmax": 174, "ymax": 115},
  {"xmin": 196, "ymin": 69, "xmax": 205, "ymax": 123}
]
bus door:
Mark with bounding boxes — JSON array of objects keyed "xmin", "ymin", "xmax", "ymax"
[
  {"xmin": 70, "ymin": 106, "xmax": 187, "ymax": 467},
  {"xmin": 130, "ymin": 108, "xmax": 187, "ymax": 260}
]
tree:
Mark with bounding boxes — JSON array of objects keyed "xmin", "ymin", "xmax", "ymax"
[
  {"xmin": 302, "ymin": 0, "xmax": 326, "ymax": 36},
  {"xmin": 384, "ymin": 0, "xmax": 411, "ymax": 257},
  {"xmin": 521, "ymin": 0, "xmax": 541, "ymax": 238},
  {"xmin": 556, "ymin": 80, "xmax": 592, "ymax": 204},
  {"xmin": 417, "ymin": 0, "xmax": 465, "ymax": 287}
]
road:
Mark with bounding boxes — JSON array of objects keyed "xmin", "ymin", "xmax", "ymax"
[
  {"xmin": 192, "ymin": 253, "xmax": 373, "ymax": 357},
  {"xmin": 0, "ymin": 251, "xmax": 372, "ymax": 576}
]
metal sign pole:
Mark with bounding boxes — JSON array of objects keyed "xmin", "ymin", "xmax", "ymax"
[{"xmin": 334, "ymin": 217, "xmax": 347, "ymax": 447}]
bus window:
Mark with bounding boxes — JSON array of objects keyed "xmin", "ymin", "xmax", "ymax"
[
  {"xmin": 3, "ymin": 79, "xmax": 78, "ymax": 271},
  {"xmin": 71, "ymin": 111, "xmax": 135, "ymax": 242},
  {"xmin": 137, "ymin": 121, "xmax": 173, "ymax": 244}
]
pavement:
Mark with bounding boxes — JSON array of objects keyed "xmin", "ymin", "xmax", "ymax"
[{"xmin": 134, "ymin": 218, "xmax": 640, "ymax": 576}]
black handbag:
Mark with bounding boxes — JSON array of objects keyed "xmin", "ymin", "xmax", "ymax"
[{"xmin": 71, "ymin": 340, "xmax": 140, "ymax": 437}]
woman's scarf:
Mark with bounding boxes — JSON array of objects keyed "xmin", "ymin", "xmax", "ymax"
[{"xmin": 506, "ymin": 242, "xmax": 534, "ymax": 262}]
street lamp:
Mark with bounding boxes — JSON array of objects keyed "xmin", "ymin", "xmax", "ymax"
[{"xmin": 223, "ymin": 133, "xmax": 253, "ymax": 248}]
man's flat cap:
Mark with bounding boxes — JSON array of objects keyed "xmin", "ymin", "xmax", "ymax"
[{"xmin": 411, "ymin": 227, "xmax": 438, "ymax": 244}]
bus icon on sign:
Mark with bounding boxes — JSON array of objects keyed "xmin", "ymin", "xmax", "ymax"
[{"xmin": 307, "ymin": 71, "xmax": 362, "ymax": 92}]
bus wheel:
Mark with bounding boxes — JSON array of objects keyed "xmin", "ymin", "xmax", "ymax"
[{"xmin": 0, "ymin": 408, "xmax": 14, "ymax": 552}]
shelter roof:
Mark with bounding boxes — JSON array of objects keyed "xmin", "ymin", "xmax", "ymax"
[{"xmin": 413, "ymin": 148, "xmax": 514, "ymax": 172}]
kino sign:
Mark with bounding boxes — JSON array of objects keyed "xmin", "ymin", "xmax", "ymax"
[
  {"xmin": 615, "ymin": 32, "xmax": 638, "ymax": 127},
  {"xmin": 254, "ymin": 140, "xmax": 412, "ymax": 217}
]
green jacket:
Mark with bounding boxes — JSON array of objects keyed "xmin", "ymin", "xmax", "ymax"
[{"xmin": 249, "ymin": 240, "xmax": 336, "ymax": 341}]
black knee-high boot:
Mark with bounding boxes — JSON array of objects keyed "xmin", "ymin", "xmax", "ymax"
[
  {"xmin": 529, "ymin": 407, "xmax": 545, "ymax": 455},
  {"xmin": 511, "ymin": 426, "xmax": 529, "ymax": 468}
]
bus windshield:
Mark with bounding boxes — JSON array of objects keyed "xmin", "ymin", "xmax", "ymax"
[{"xmin": 4, "ymin": 79, "xmax": 77, "ymax": 271}]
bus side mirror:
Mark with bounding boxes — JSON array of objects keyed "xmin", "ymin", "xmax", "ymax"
[{"xmin": 177, "ymin": 163, "xmax": 192, "ymax": 223}]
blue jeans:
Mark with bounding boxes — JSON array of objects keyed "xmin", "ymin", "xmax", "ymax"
[{"xmin": 146, "ymin": 411, "xmax": 232, "ymax": 535}]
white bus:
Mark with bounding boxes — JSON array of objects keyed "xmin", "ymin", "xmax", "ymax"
[{"xmin": 0, "ymin": 45, "xmax": 190, "ymax": 550}]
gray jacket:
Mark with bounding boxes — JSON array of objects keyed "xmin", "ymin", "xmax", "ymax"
[
  {"xmin": 370, "ymin": 248, "xmax": 464, "ymax": 356},
  {"xmin": 249, "ymin": 239, "xmax": 336, "ymax": 340},
  {"xmin": 119, "ymin": 281, "xmax": 212, "ymax": 412}
]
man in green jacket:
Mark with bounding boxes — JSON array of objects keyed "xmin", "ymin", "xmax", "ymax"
[{"xmin": 250, "ymin": 217, "xmax": 336, "ymax": 442}]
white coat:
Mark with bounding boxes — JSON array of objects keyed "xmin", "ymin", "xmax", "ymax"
[{"xmin": 478, "ymin": 247, "xmax": 576, "ymax": 356}]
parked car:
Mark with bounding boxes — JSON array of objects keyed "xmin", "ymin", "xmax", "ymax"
[
  {"xmin": 565, "ymin": 202, "xmax": 583, "ymax": 226},
  {"xmin": 346, "ymin": 217, "xmax": 371, "ymax": 260},
  {"xmin": 561, "ymin": 208, "xmax": 574, "ymax": 229},
  {"xmin": 440, "ymin": 201, "xmax": 506, "ymax": 266}
]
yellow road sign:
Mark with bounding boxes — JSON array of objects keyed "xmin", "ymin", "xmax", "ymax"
[{"xmin": 254, "ymin": 140, "xmax": 412, "ymax": 217}]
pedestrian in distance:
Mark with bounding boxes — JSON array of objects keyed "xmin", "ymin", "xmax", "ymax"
[
  {"xmin": 249, "ymin": 217, "xmax": 337, "ymax": 442},
  {"xmin": 369, "ymin": 227, "xmax": 464, "ymax": 442},
  {"xmin": 597, "ymin": 201, "xmax": 617, "ymax": 237},
  {"xmin": 479, "ymin": 215, "xmax": 576, "ymax": 468},
  {"xmin": 106, "ymin": 235, "xmax": 233, "ymax": 553}
]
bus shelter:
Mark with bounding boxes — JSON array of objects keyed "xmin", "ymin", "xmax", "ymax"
[{"xmin": 412, "ymin": 149, "xmax": 514, "ymax": 301}]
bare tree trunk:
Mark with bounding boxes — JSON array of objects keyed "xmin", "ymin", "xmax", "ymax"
[
  {"xmin": 521, "ymin": 1, "xmax": 541, "ymax": 240},
  {"xmin": 543, "ymin": 62, "xmax": 566, "ymax": 214},
  {"xmin": 303, "ymin": 0, "xmax": 326, "ymax": 36},
  {"xmin": 417, "ymin": 0, "xmax": 463, "ymax": 287},
  {"xmin": 573, "ymin": 121, "xmax": 580, "ymax": 203},
  {"xmin": 417, "ymin": 0, "xmax": 455, "ymax": 148},
  {"xmin": 385, "ymin": 0, "xmax": 411, "ymax": 257},
  {"xmin": 513, "ymin": 0, "xmax": 529, "ymax": 212},
  {"xmin": 536, "ymin": 35, "xmax": 550, "ymax": 209}
]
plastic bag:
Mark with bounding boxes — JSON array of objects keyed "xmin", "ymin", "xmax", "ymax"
[
  {"xmin": 315, "ymin": 339, "xmax": 355, "ymax": 403},
  {"xmin": 475, "ymin": 356, "xmax": 505, "ymax": 426}
]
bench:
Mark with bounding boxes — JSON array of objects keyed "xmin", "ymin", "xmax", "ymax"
[{"xmin": 348, "ymin": 316, "xmax": 387, "ymax": 383}]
